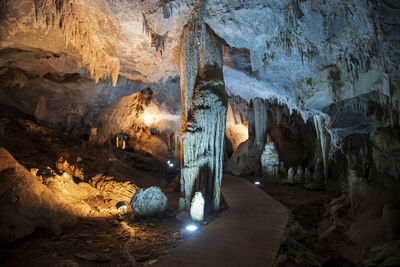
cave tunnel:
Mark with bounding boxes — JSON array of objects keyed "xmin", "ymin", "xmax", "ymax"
[{"xmin": 0, "ymin": 0, "xmax": 400, "ymax": 266}]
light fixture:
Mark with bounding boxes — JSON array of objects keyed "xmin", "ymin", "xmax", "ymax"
[
  {"xmin": 169, "ymin": 163, "xmax": 174, "ymax": 168},
  {"xmin": 185, "ymin": 224, "xmax": 198, "ymax": 232},
  {"xmin": 116, "ymin": 201, "xmax": 127, "ymax": 219},
  {"xmin": 167, "ymin": 160, "xmax": 171, "ymax": 164},
  {"xmin": 254, "ymin": 181, "xmax": 261, "ymax": 186}
]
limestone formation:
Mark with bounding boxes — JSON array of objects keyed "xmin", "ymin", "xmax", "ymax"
[
  {"xmin": 179, "ymin": 10, "xmax": 227, "ymax": 214},
  {"xmin": 190, "ymin": 192, "xmax": 205, "ymax": 222},
  {"xmin": 0, "ymin": 1, "xmax": 400, "ymax": 264},
  {"xmin": 89, "ymin": 174, "xmax": 138, "ymax": 205},
  {"xmin": 287, "ymin": 167, "xmax": 295, "ymax": 183},
  {"xmin": 130, "ymin": 187, "xmax": 167, "ymax": 217},
  {"xmin": 261, "ymin": 142, "xmax": 280, "ymax": 177},
  {"xmin": 0, "ymin": 147, "xmax": 80, "ymax": 244}
]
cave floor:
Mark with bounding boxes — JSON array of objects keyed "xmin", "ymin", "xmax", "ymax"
[
  {"xmin": 260, "ymin": 177, "xmax": 358, "ymax": 266},
  {"xmin": 154, "ymin": 174, "xmax": 289, "ymax": 267},
  {"xmin": 0, "ymin": 110, "xmax": 354, "ymax": 266},
  {"xmin": 0, "ymin": 111, "xmax": 185, "ymax": 266}
]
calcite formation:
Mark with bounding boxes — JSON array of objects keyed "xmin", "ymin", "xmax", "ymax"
[
  {"xmin": 190, "ymin": 192, "xmax": 205, "ymax": 222},
  {"xmin": 179, "ymin": 7, "xmax": 227, "ymax": 214},
  {"xmin": 261, "ymin": 142, "xmax": 280, "ymax": 177},
  {"xmin": 0, "ymin": 1, "xmax": 400, "ymax": 260}
]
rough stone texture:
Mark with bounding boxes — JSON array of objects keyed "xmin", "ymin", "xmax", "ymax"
[
  {"xmin": 261, "ymin": 142, "xmax": 280, "ymax": 177},
  {"xmin": 130, "ymin": 187, "xmax": 167, "ymax": 217},
  {"xmin": 179, "ymin": 13, "xmax": 227, "ymax": 214},
  {"xmin": 190, "ymin": 191, "xmax": 205, "ymax": 222},
  {"xmin": 0, "ymin": 147, "xmax": 78, "ymax": 244},
  {"xmin": 89, "ymin": 174, "xmax": 138, "ymax": 205},
  {"xmin": 225, "ymin": 139, "xmax": 258, "ymax": 177},
  {"xmin": 287, "ymin": 167, "xmax": 295, "ymax": 183},
  {"xmin": 0, "ymin": 1, "xmax": 400, "ymax": 260}
]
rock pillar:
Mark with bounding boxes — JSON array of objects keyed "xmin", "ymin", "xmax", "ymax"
[
  {"xmin": 248, "ymin": 98, "xmax": 268, "ymax": 179},
  {"xmin": 179, "ymin": 19, "xmax": 227, "ymax": 214}
]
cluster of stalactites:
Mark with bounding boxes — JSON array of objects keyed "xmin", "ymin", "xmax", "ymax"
[{"xmin": 33, "ymin": 0, "xmax": 120, "ymax": 86}]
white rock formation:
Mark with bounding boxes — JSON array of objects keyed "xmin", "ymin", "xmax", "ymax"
[
  {"xmin": 288, "ymin": 167, "xmax": 295, "ymax": 183},
  {"xmin": 179, "ymin": 10, "xmax": 227, "ymax": 214},
  {"xmin": 190, "ymin": 192, "xmax": 205, "ymax": 222},
  {"xmin": 261, "ymin": 142, "xmax": 280, "ymax": 177},
  {"xmin": 130, "ymin": 187, "xmax": 168, "ymax": 217},
  {"xmin": 294, "ymin": 166, "xmax": 304, "ymax": 183}
]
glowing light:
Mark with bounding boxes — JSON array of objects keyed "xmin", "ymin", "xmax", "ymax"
[
  {"xmin": 116, "ymin": 201, "xmax": 127, "ymax": 219},
  {"xmin": 169, "ymin": 163, "xmax": 174, "ymax": 168},
  {"xmin": 254, "ymin": 181, "xmax": 261, "ymax": 186},
  {"xmin": 141, "ymin": 111, "xmax": 154, "ymax": 125},
  {"xmin": 185, "ymin": 224, "xmax": 198, "ymax": 232},
  {"xmin": 167, "ymin": 160, "xmax": 171, "ymax": 164}
]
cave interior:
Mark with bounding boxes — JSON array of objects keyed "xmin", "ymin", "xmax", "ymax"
[{"xmin": 0, "ymin": 0, "xmax": 400, "ymax": 266}]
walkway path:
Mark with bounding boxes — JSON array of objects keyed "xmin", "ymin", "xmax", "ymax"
[{"xmin": 155, "ymin": 174, "xmax": 289, "ymax": 267}]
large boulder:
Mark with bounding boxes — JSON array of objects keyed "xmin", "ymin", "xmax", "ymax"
[
  {"xmin": 226, "ymin": 139, "xmax": 258, "ymax": 176},
  {"xmin": 130, "ymin": 187, "xmax": 167, "ymax": 217}
]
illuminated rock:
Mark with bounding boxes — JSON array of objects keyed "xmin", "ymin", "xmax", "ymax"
[
  {"xmin": 89, "ymin": 174, "xmax": 138, "ymax": 205},
  {"xmin": 0, "ymin": 147, "xmax": 84, "ymax": 244},
  {"xmin": 190, "ymin": 192, "xmax": 205, "ymax": 222},
  {"xmin": 130, "ymin": 187, "xmax": 167, "ymax": 217},
  {"xmin": 261, "ymin": 142, "xmax": 280, "ymax": 177},
  {"xmin": 179, "ymin": 15, "xmax": 227, "ymax": 214}
]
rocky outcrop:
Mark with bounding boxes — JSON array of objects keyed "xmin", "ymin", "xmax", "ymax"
[{"xmin": 0, "ymin": 147, "xmax": 79, "ymax": 243}]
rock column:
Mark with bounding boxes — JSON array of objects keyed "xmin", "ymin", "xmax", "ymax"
[
  {"xmin": 248, "ymin": 98, "xmax": 268, "ymax": 179},
  {"xmin": 179, "ymin": 18, "xmax": 227, "ymax": 215}
]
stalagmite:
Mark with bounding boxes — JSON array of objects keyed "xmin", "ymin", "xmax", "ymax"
[
  {"xmin": 190, "ymin": 192, "xmax": 205, "ymax": 221},
  {"xmin": 34, "ymin": 0, "xmax": 120, "ymax": 86},
  {"xmin": 179, "ymin": 12, "xmax": 227, "ymax": 214}
]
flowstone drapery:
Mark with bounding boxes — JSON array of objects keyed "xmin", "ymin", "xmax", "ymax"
[{"xmin": 179, "ymin": 17, "xmax": 227, "ymax": 215}]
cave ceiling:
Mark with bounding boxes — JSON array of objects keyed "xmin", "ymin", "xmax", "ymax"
[{"xmin": 0, "ymin": 0, "xmax": 399, "ymax": 113}]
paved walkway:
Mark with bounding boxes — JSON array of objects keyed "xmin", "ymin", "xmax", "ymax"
[{"xmin": 155, "ymin": 174, "xmax": 289, "ymax": 267}]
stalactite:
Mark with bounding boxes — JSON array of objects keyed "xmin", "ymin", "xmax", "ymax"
[
  {"xmin": 253, "ymin": 98, "xmax": 268, "ymax": 179},
  {"xmin": 313, "ymin": 114, "xmax": 331, "ymax": 183},
  {"xmin": 179, "ymin": 15, "xmax": 227, "ymax": 215},
  {"xmin": 34, "ymin": 0, "xmax": 120, "ymax": 86},
  {"xmin": 140, "ymin": 1, "xmax": 168, "ymax": 55}
]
